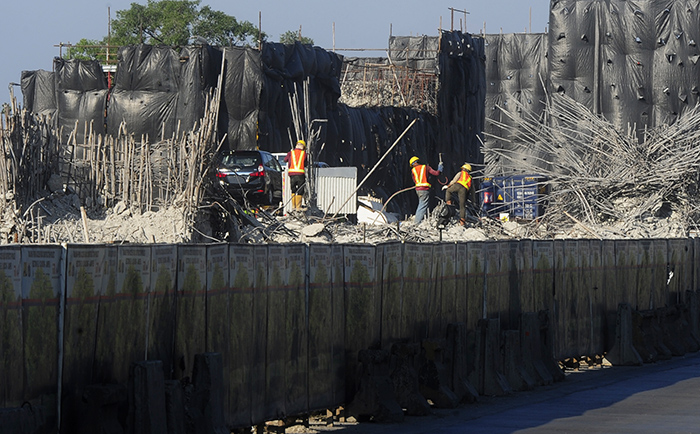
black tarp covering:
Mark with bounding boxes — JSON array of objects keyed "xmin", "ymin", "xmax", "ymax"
[
  {"xmin": 219, "ymin": 47, "xmax": 263, "ymax": 151},
  {"xmin": 483, "ymin": 33, "xmax": 549, "ymax": 173},
  {"xmin": 257, "ymin": 41, "xmax": 343, "ymax": 153},
  {"xmin": 437, "ymin": 31, "xmax": 486, "ymax": 172},
  {"xmin": 21, "ymin": 69, "xmax": 56, "ymax": 117},
  {"xmin": 107, "ymin": 45, "xmax": 216, "ymax": 141},
  {"xmin": 389, "ymin": 35, "xmax": 441, "ymax": 72},
  {"xmin": 54, "ymin": 58, "xmax": 108, "ymax": 143},
  {"xmin": 549, "ymin": 0, "xmax": 700, "ymax": 135}
]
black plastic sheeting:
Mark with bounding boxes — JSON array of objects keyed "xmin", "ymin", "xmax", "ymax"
[
  {"xmin": 21, "ymin": 69, "xmax": 56, "ymax": 117},
  {"xmin": 389, "ymin": 35, "xmax": 441, "ymax": 73},
  {"xmin": 549, "ymin": 0, "xmax": 700, "ymax": 134},
  {"xmin": 483, "ymin": 33, "xmax": 549, "ymax": 173},
  {"xmin": 437, "ymin": 31, "xmax": 486, "ymax": 170},
  {"xmin": 107, "ymin": 45, "xmax": 218, "ymax": 141},
  {"xmin": 219, "ymin": 47, "xmax": 262, "ymax": 151},
  {"xmin": 54, "ymin": 58, "xmax": 108, "ymax": 143},
  {"xmin": 257, "ymin": 41, "xmax": 343, "ymax": 153}
]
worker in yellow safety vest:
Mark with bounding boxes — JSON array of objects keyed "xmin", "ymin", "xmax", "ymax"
[
  {"xmin": 410, "ymin": 156, "xmax": 443, "ymax": 224},
  {"xmin": 442, "ymin": 163, "xmax": 474, "ymax": 226},
  {"xmin": 285, "ymin": 139, "xmax": 307, "ymax": 209}
]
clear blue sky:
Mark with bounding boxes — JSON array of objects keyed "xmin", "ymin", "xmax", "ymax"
[{"xmin": 0, "ymin": 0, "xmax": 550, "ymax": 104}]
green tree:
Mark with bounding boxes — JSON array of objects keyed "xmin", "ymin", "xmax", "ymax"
[
  {"xmin": 279, "ymin": 30, "xmax": 314, "ymax": 45},
  {"xmin": 67, "ymin": 0, "xmax": 264, "ymax": 61}
]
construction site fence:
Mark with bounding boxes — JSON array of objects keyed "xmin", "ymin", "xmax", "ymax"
[{"xmin": 1, "ymin": 237, "xmax": 699, "ymax": 428}]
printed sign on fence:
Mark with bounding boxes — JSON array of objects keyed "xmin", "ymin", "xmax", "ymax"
[
  {"xmin": 0, "ymin": 246, "xmax": 22, "ymax": 406},
  {"xmin": 21, "ymin": 246, "xmax": 62, "ymax": 398}
]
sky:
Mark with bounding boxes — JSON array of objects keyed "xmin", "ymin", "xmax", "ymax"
[{"xmin": 0, "ymin": 0, "xmax": 550, "ymax": 104}]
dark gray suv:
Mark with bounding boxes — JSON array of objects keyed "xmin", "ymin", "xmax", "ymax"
[{"xmin": 214, "ymin": 150, "xmax": 283, "ymax": 205}]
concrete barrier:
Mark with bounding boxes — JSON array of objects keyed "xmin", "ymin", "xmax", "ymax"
[
  {"xmin": 504, "ymin": 330, "xmax": 536, "ymax": 391},
  {"xmin": 127, "ymin": 361, "xmax": 167, "ymax": 434},
  {"xmin": 605, "ymin": 303, "xmax": 643, "ymax": 366},
  {"xmin": 471, "ymin": 319, "xmax": 511, "ymax": 396}
]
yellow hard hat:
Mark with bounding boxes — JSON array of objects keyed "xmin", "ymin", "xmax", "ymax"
[
  {"xmin": 461, "ymin": 163, "xmax": 472, "ymax": 171},
  {"xmin": 409, "ymin": 156, "xmax": 420, "ymax": 165},
  {"xmin": 297, "ymin": 139, "xmax": 306, "ymax": 148}
]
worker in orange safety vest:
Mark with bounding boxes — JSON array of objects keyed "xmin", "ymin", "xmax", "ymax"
[
  {"xmin": 284, "ymin": 139, "xmax": 307, "ymax": 209},
  {"xmin": 442, "ymin": 163, "xmax": 474, "ymax": 226},
  {"xmin": 410, "ymin": 155, "xmax": 443, "ymax": 225}
]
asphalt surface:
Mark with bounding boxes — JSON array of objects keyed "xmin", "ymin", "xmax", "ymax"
[{"xmin": 318, "ymin": 351, "xmax": 700, "ymax": 434}]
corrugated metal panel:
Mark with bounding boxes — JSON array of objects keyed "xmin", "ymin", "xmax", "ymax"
[{"xmin": 283, "ymin": 167, "xmax": 357, "ymax": 215}]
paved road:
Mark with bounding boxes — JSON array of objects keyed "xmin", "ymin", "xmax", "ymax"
[{"xmin": 318, "ymin": 351, "xmax": 700, "ymax": 434}]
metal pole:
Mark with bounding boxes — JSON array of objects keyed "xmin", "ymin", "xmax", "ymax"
[{"xmin": 330, "ymin": 118, "xmax": 418, "ymax": 219}]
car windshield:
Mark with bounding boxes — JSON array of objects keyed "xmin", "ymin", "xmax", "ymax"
[{"xmin": 221, "ymin": 153, "xmax": 260, "ymax": 168}]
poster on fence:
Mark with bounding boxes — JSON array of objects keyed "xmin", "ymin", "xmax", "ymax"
[
  {"xmin": 343, "ymin": 243, "xmax": 379, "ymax": 398},
  {"xmin": 284, "ymin": 244, "xmax": 308, "ymax": 416},
  {"xmin": 379, "ymin": 242, "xmax": 403, "ymax": 345},
  {"xmin": 466, "ymin": 241, "xmax": 485, "ymax": 331},
  {"xmin": 483, "ymin": 241, "xmax": 502, "ymax": 324},
  {"xmin": 149, "ymin": 244, "xmax": 177, "ymax": 377},
  {"xmin": 668, "ymin": 239, "xmax": 691, "ymax": 305},
  {"xmin": 206, "ymin": 243, "xmax": 229, "ymax": 353},
  {"xmin": 308, "ymin": 244, "xmax": 335, "ymax": 410},
  {"xmin": 21, "ymin": 245, "xmax": 62, "ymax": 398},
  {"xmin": 434, "ymin": 242, "xmax": 457, "ymax": 333},
  {"xmin": 250, "ymin": 245, "xmax": 269, "ymax": 424},
  {"xmin": 615, "ymin": 240, "xmax": 635, "ymax": 306},
  {"xmin": 64, "ymin": 244, "xmax": 107, "ymax": 387},
  {"xmin": 175, "ymin": 244, "xmax": 207, "ymax": 379},
  {"xmin": 225, "ymin": 243, "xmax": 259, "ymax": 427},
  {"xmin": 265, "ymin": 244, "xmax": 286, "ymax": 419},
  {"xmin": 402, "ymin": 242, "xmax": 432, "ymax": 341},
  {"xmin": 455, "ymin": 242, "xmax": 468, "ymax": 325},
  {"xmin": 110, "ymin": 245, "xmax": 151, "ymax": 382},
  {"xmin": 589, "ymin": 240, "xmax": 605, "ymax": 356},
  {"xmin": 502, "ymin": 240, "xmax": 522, "ymax": 331},
  {"xmin": 0, "ymin": 246, "xmax": 22, "ymax": 406},
  {"xmin": 330, "ymin": 244, "xmax": 345, "ymax": 405},
  {"xmin": 601, "ymin": 240, "xmax": 617, "ymax": 346},
  {"xmin": 532, "ymin": 240, "xmax": 553, "ymax": 312},
  {"xmin": 651, "ymin": 239, "xmax": 668, "ymax": 310},
  {"xmin": 519, "ymin": 240, "xmax": 534, "ymax": 313},
  {"xmin": 638, "ymin": 239, "xmax": 654, "ymax": 311}
]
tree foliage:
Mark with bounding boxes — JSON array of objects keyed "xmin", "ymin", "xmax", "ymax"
[
  {"xmin": 67, "ymin": 0, "xmax": 263, "ymax": 61},
  {"xmin": 279, "ymin": 30, "xmax": 314, "ymax": 45}
]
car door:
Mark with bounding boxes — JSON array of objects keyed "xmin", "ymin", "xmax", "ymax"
[{"xmin": 262, "ymin": 152, "xmax": 282, "ymax": 195}]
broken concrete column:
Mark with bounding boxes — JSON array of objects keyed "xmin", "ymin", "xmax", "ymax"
[
  {"xmin": 347, "ymin": 349, "xmax": 404, "ymax": 423},
  {"xmin": 418, "ymin": 339, "xmax": 459, "ymax": 408},
  {"xmin": 605, "ymin": 303, "xmax": 643, "ymax": 366},
  {"xmin": 127, "ymin": 360, "xmax": 167, "ymax": 434},
  {"xmin": 469, "ymin": 319, "xmax": 512, "ymax": 397},
  {"xmin": 189, "ymin": 353, "xmax": 228, "ymax": 434},
  {"xmin": 389, "ymin": 343, "xmax": 431, "ymax": 416},
  {"xmin": 503, "ymin": 330, "xmax": 536, "ymax": 391},
  {"xmin": 445, "ymin": 323, "xmax": 478, "ymax": 403}
]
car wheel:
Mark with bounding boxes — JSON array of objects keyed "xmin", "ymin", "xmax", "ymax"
[{"xmin": 266, "ymin": 187, "xmax": 275, "ymax": 205}]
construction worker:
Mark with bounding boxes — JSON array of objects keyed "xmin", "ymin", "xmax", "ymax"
[
  {"xmin": 442, "ymin": 163, "xmax": 473, "ymax": 226},
  {"xmin": 285, "ymin": 139, "xmax": 307, "ymax": 210},
  {"xmin": 410, "ymin": 156, "xmax": 443, "ymax": 225}
]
